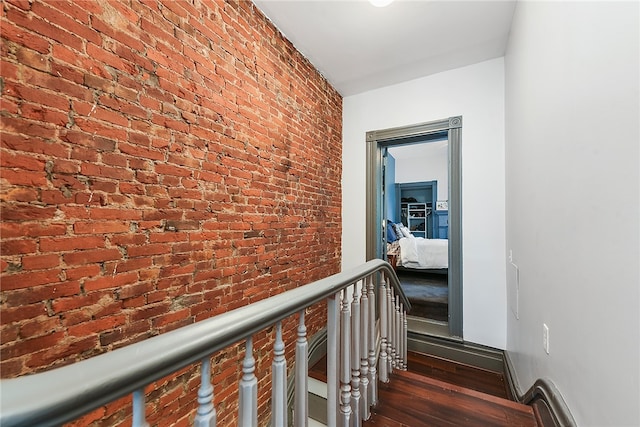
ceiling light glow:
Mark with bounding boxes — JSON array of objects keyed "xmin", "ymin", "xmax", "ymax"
[{"xmin": 369, "ymin": 0, "xmax": 394, "ymax": 7}]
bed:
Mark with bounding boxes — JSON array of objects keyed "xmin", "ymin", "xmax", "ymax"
[{"xmin": 386, "ymin": 222, "xmax": 448, "ymax": 271}]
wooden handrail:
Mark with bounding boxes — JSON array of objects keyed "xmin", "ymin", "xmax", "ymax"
[{"xmin": 0, "ymin": 259, "xmax": 409, "ymax": 427}]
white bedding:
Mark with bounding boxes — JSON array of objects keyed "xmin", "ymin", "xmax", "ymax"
[{"xmin": 398, "ymin": 236, "xmax": 448, "ymax": 269}]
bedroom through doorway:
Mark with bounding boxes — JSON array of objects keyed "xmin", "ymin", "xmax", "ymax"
[
  {"xmin": 385, "ymin": 141, "xmax": 449, "ymax": 324},
  {"xmin": 366, "ymin": 116, "xmax": 462, "ymax": 338}
]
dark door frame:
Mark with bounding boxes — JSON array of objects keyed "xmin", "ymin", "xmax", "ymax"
[{"xmin": 365, "ymin": 116, "xmax": 463, "ymax": 338}]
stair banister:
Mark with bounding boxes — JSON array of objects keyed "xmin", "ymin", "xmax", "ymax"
[{"xmin": 0, "ymin": 259, "xmax": 409, "ymax": 427}]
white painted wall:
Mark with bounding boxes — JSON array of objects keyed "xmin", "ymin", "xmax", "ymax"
[
  {"xmin": 504, "ymin": 2, "xmax": 639, "ymax": 425},
  {"xmin": 343, "ymin": 58, "xmax": 506, "ymax": 349},
  {"xmin": 389, "ymin": 141, "xmax": 449, "ymax": 201}
]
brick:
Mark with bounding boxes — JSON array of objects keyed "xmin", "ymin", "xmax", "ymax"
[
  {"xmin": 0, "ymin": 20, "xmax": 51, "ymax": 53},
  {"xmin": 21, "ymin": 254, "xmax": 60, "ymax": 270},
  {"xmin": 50, "ymin": 61, "xmax": 85, "ymax": 84},
  {"xmin": 40, "ymin": 236, "xmax": 105, "ymax": 252},
  {"xmin": 0, "ymin": 133, "xmax": 69, "ymax": 157},
  {"xmin": 0, "ymin": 303, "xmax": 46, "ymax": 325},
  {"xmin": 31, "ymin": 1, "xmax": 101, "ymax": 45},
  {"xmin": 5, "ymin": 7, "xmax": 83, "ymax": 50},
  {"xmin": 85, "ymin": 43, "xmax": 135, "ymax": 75},
  {"xmin": 0, "ymin": 222, "xmax": 67, "ymax": 239},
  {"xmin": 0, "ymin": 1, "xmax": 342, "ymax": 425},
  {"xmin": 3, "ymin": 280, "xmax": 80, "ymax": 308},
  {"xmin": 127, "ymin": 243, "xmax": 170, "ymax": 258},
  {"xmin": 0, "ymin": 331, "xmax": 66, "ymax": 359},
  {"xmin": 0, "ymin": 238, "xmax": 37, "ymax": 255},
  {"xmin": 154, "ymin": 163, "xmax": 192, "ymax": 177},
  {"xmin": 0, "ymin": 268, "xmax": 63, "ymax": 290},
  {"xmin": 19, "ymin": 316, "xmax": 61, "ymax": 339},
  {"xmin": 84, "ymin": 272, "xmax": 138, "ymax": 292},
  {"xmin": 0, "ymin": 116, "xmax": 57, "ymax": 139},
  {"xmin": 65, "ymin": 264, "xmax": 102, "ymax": 281},
  {"xmin": 60, "ymin": 131, "xmax": 116, "ymax": 151},
  {"xmin": 15, "ymin": 46, "xmax": 49, "ymax": 71},
  {"xmin": 99, "ymin": 320, "xmax": 149, "ymax": 346},
  {"xmin": 63, "ymin": 248, "xmax": 122, "ymax": 265},
  {"xmin": 0, "ymin": 205, "xmax": 57, "ymax": 221},
  {"xmin": 0, "ymin": 168, "xmax": 48, "ymax": 186},
  {"xmin": 116, "ymin": 281, "xmax": 154, "ymax": 299},
  {"xmin": 68, "ymin": 315, "xmax": 126, "ymax": 337},
  {"xmin": 22, "ymin": 67, "xmax": 93, "ymax": 101},
  {"xmin": 73, "ymin": 221, "xmax": 130, "ymax": 234},
  {"xmin": 20, "ymin": 103, "xmax": 69, "ymax": 126},
  {"xmin": 118, "ymin": 143, "xmax": 165, "ymax": 161},
  {"xmin": 24, "ymin": 335, "xmax": 99, "ymax": 369}
]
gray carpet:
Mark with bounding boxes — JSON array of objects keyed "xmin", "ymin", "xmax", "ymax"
[
  {"xmin": 400, "ymin": 283, "xmax": 448, "ymax": 304},
  {"xmin": 397, "ymin": 271, "xmax": 448, "ymax": 321}
]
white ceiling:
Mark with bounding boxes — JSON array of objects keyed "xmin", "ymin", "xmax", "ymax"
[{"xmin": 252, "ymin": 0, "xmax": 516, "ymax": 96}]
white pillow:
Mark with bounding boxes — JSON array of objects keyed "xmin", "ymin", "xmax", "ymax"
[{"xmin": 400, "ymin": 226, "xmax": 412, "ymax": 238}]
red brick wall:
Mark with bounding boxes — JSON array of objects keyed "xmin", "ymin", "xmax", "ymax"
[{"xmin": 0, "ymin": 0, "xmax": 342, "ymax": 424}]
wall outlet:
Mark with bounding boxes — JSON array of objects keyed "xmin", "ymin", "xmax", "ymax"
[{"xmin": 543, "ymin": 323, "xmax": 550, "ymax": 354}]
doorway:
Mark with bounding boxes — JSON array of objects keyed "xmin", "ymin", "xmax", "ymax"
[{"xmin": 365, "ymin": 116, "xmax": 462, "ymax": 338}]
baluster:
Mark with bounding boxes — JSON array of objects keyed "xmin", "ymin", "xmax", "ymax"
[
  {"xmin": 327, "ymin": 293, "xmax": 340, "ymax": 427},
  {"xmin": 351, "ymin": 281, "xmax": 361, "ymax": 426},
  {"xmin": 340, "ymin": 290, "xmax": 352, "ymax": 426},
  {"xmin": 386, "ymin": 280, "xmax": 394, "ymax": 375},
  {"xmin": 194, "ymin": 357, "xmax": 216, "ymax": 427},
  {"xmin": 132, "ymin": 388, "xmax": 149, "ymax": 427},
  {"xmin": 271, "ymin": 322, "xmax": 286, "ymax": 427},
  {"xmin": 360, "ymin": 279, "xmax": 370, "ymax": 420},
  {"xmin": 403, "ymin": 306, "xmax": 408, "ymax": 370},
  {"xmin": 395, "ymin": 295, "xmax": 401, "ymax": 369},
  {"xmin": 401, "ymin": 305, "xmax": 409, "ymax": 371},
  {"xmin": 379, "ymin": 274, "xmax": 388, "ymax": 383},
  {"xmin": 368, "ymin": 277, "xmax": 378, "ymax": 407},
  {"xmin": 295, "ymin": 311, "xmax": 309, "ymax": 427},
  {"xmin": 388, "ymin": 285, "xmax": 396, "ymax": 372},
  {"xmin": 238, "ymin": 337, "xmax": 257, "ymax": 427}
]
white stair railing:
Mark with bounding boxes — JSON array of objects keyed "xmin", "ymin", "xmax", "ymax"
[{"xmin": 0, "ymin": 260, "xmax": 410, "ymax": 427}]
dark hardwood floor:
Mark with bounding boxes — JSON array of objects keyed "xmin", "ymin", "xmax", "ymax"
[
  {"xmin": 310, "ymin": 350, "xmax": 538, "ymax": 426},
  {"xmin": 364, "ymin": 351, "xmax": 537, "ymax": 426},
  {"xmin": 407, "ymin": 351, "xmax": 511, "ymax": 399},
  {"xmin": 367, "ymin": 369, "xmax": 537, "ymax": 427}
]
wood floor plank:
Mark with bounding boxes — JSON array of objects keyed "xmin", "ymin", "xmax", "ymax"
[
  {"xmin": 407, "ymin": 351, "xmax": 511, "ymax": 399},
  {"xmin": 365, "ymin": 349, "xmax": 537, "ymax": 427},
  {"xmin": 315, "ymin": 348, "xmax": 537, "ymax": 426},
  {"xmin": 368, "ymin": 371, "xmax": 536, "ymax": 427}
]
